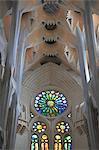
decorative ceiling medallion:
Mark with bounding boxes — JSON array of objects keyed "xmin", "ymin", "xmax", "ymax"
[{"xmin": 42, "ymin": 1, "xmax": 59, "ymax": 14}]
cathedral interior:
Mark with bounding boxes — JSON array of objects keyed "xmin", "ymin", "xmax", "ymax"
[{"xmin": 0, "ymin": 0, "xmax": 99, "ymax": 150}]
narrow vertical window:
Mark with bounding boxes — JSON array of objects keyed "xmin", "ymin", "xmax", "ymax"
[
  {"xmin": 54, "ymin": 134, "xmax": 62, "ymax": 150},
  {"xmin": 64, "ymin": 135, "xmax": 72, "ymax": 150},
  {"xmin": 31, "ymin": 134, "xmax": 39, "ymax": 150},
  {"xmin": 41, "ymin": 134, "xmax": 49, "ymax": 150}
]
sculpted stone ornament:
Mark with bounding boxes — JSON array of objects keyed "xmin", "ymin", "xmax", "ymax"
[
  {"xmin": 64, "ymin": 45, "xmax": 80, "ymax": 73},
  {"xmin": 66, "ymin": 10, "xmax": 99, "ymax": 67}
]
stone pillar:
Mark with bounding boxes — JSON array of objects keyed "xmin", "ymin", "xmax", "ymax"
[
  {"xmin": 8, "ymin": 11, "xmax": 34, "ymax": 149},
  {"xmin": 5, "ymin": 93, "xmax": 17, "ymax": 150},
  {"xmin": 83, "ymin": 1, "xmax": 99, "ymax": 113},
  {"xmin": 83, "ymin": 2, "xmax": 99, "ymax": 149},
  {"xmin": 5, "ymin": 31, "xmax": 26, "ymax": 150},
  {"xmin": 8, "ymin": 93, "xmax": 18, "ymax": 150},
  {"xmin": 0, "ymin": 0, "xmax": 21, "ymax": 126},
  {"xmin": 0, "ymin": 1, "xmax": 21, "ymax": 149},
  {"xmin": 16, "ymin": 29, "xmax": 26, "ymax": 104},
  {"xmin": 76, "ymin": 26, "xmax": 98, "ymax": 149}
]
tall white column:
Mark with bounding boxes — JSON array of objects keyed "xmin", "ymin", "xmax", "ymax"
[
  {"xmin": 0, "ymin": 0, "xmax": 21, "ymax": 127},
  {"xmin": 0, "ymin": 1, "xmax": 21, "ymax": 149},
  {"xmin": 8, "ymin": 11, "xmax": 34, "ymax": 149},
  {"xmin": 8, "ymin": 31, "xmax": 26, "ymax": 150},
  {"xmin": 83, "ymin": 2, "xmax": 99, "ymax": 149},
  {"xmin": 76, "ymin": 25, "xmax": 99, "ymax": 150},
  {"xmin": 83, "ymin": 1, "xmax": 99, "ymax": 113}
]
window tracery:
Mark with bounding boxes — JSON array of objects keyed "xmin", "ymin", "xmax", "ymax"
[{"xmin": 31, "ymin": 90, "xmax": 72, "ymax": 150}]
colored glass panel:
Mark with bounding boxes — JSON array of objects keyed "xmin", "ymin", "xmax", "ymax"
[
  {"xmin": 67, "ymin": 113, "xmax": 72, "ymax": 118},
  {"xmin": 64, "ymin": 135, "xmax": 72, "ymax": 150},
  {"xmin": 41, "ymin": 134, "xmax": 49, "ymax": 150},
  {"xmin": 32, "ymin": 122, "xmax": 47, "ymax": 133},
  {"xmin": 34, "ymin": 90, "xmax": 68, "ymax": 117},
  {"xmin": 31, "ymin": 134, "xmax": 39, "ymax": 150},
  {"xmin": 54, "ymin": 134, "xmax": 62, "ymax": 150},
  {"xmin": 30, "ymin": 112, "xmax": 34, "ymax": 118},
  {"xmin": 56, "ymin": 121, "xmax": 70, "ymax": 133}
]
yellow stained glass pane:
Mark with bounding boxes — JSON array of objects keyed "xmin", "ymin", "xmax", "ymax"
[
  {"xmin": 54, "ymin": 143, "xmax": 58, "ymax": 150},
  {"xmin": 59, "ymin": 143, "xmax": 62, "ymax": 150},
  {"xmin": 57, "ymin": 129, "xmax": 59, "ymax": 132},
  {"xmin": 35, "ymin": 143, "xmax": 38, "ymax": 150},
  {"xmin": 42, "ymin": 135, "xmax": 47, "ymax": 140},
  {"xmin": 37, "ymin": 124, "xmax": 42, "ymax": 130},
  {"xmin": 47, "ymin": 101, "xmax": 54, "ymax": 107},
  {"xmin": 41, "ymin": 143, "xmax": 44, "ymax": 150},
  {"xmin": 45, "ymin": 143, "xmax": 48, "ymax": 150},
  {"xmin": 55, "ymin": 135, "xmax": 61, "ymax": 140}
]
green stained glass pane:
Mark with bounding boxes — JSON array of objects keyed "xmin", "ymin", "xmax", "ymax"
[{"xmin": 64, "ymin": 135, "xmax": 72, "ymax": 150}]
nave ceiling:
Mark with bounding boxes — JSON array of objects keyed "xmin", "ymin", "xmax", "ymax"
[{"xmin": 0, "ymin": 0, "xmax": 99, "ymax": 79}]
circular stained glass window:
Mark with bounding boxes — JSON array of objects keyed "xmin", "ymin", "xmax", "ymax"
[
  {"xmin": 34, "ymin": 90, "xmax": 68, "ymax": 117},
  {"xmin": 32, "ymin": 121, "xmax": 47, "ymax": 133},
  {"xmin": 56, "ymin": 121, "xmax": 70, "ymax": 133}
]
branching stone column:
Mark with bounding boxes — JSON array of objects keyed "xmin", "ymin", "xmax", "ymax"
[
  {"xmin": 8, "ymin": 30, "xmax": 26, "ymax": 150},
  {"xmin": 0, "ymin": 1, "xmax": 21, "ymax": 149},
  {"xmin": 83, "ymin": 1, "xmax": 99, "ymax": 113},
  {"xmin": 83, "ymin": 2, "xmax": 99, "ymax": 149},
  {"xmin": 8, "ymin": 11, "xmax": 35, "ymax": 149},
  {"xmin": 76, "ymin": 26, "xmax": 98, "ymax": 150},
  {"xmin": 5, "ymin": 93, "xmax": 17, "ymax": 150}
]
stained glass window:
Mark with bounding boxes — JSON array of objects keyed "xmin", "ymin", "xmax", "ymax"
[
  {"xmin": 31, "ymin": 134, "xmax": 39, "ymax": 150},
  {"xmin": 30, "ymin": 112, "xmax": 34, "ymax": 118},
  {"xmin": 32, "ymin": 122, "xmax": 47, "ymax": 133},
  {"xmin": 34, "ymin": 90, "xmax": 68, "ymax": 117},
  {"xmin": 41, "ymin": 134, "xmax": 49, "ymax": 150},
  {"xmin": 64, "ymin": 135, "xmax": 72, "ymax": 150},
  {"xmin": 67, "ymin": 113, "xmax": 72, "ymax": 119},
  {"xmin": 54, "ymin": 134, "xmax": 62, "ymax": 150},
  {"xmin": 56, "ymin": 121, "xmax": 70, "ymax": 133}
]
